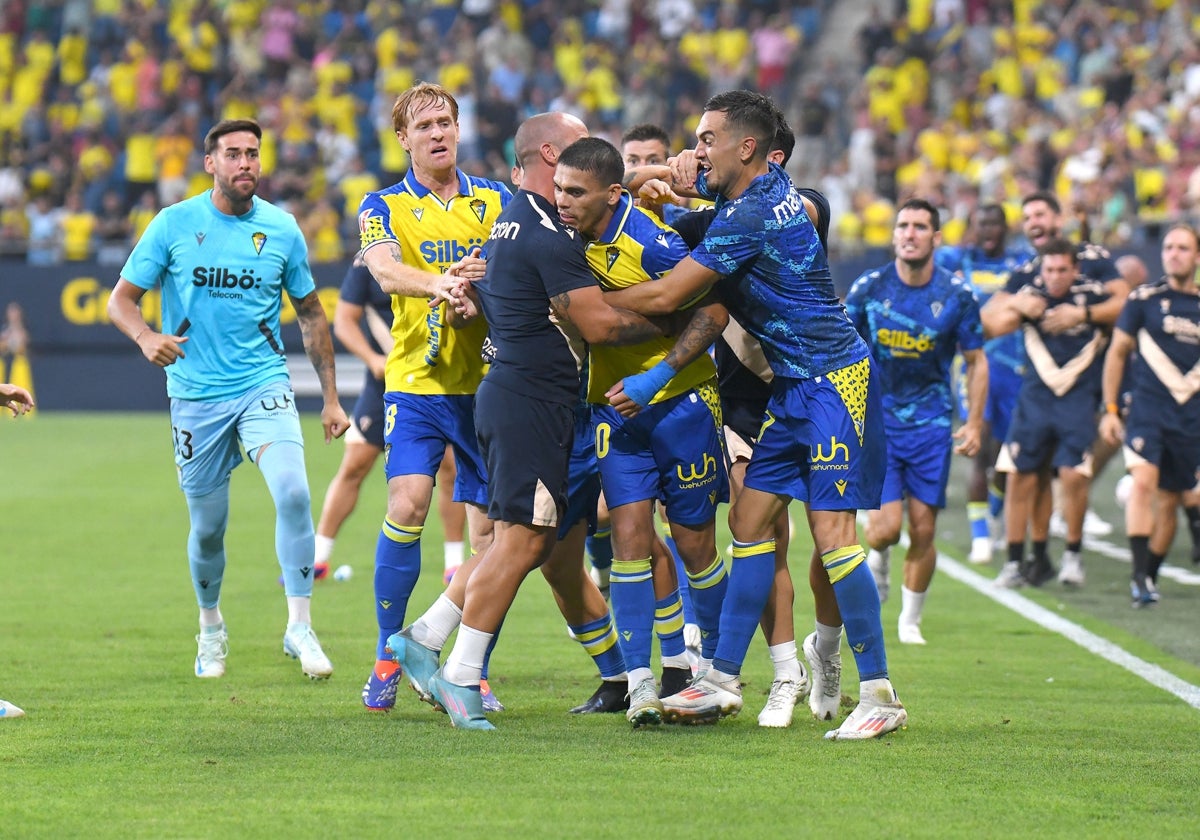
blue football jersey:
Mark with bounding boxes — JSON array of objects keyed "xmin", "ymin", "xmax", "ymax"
[
  {"xmin": 690, "ymin": 163, "xmax": 865, "ymax": 379},
  {"xmin": 845, "ymin": 263, "xmax": 984, "ymax": 429},
  {"xmin": 937, "ymin": 244, "xmax": 1034, "ymax": 376}
]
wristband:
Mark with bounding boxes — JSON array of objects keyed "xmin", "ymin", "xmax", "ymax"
[
  {"xmin": 134, "ymin": 328, "xmax": 150, "ymax": 343},
  {"xmin": 1105, "ymin": 402, "xmax": 1119, "ymax": 416},
  {"xmin": 621, "ymin": 360, "xmax": 676, "ymax": 408},
  {"xmin": 1084, "ymin": 305, "xmax": 1093, "ymax": 325}
]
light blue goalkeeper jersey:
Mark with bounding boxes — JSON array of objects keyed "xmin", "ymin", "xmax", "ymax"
[{"xmin": 120, "ymin": 191, "xmax": 315, "ymax": 401}]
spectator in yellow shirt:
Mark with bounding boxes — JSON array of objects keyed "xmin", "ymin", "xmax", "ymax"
[
  {"xmin": 155, "ymin": 116, "xmax": 194, "ymax": 206},
  {"xmin": 60, "ymin": 192, "xmax": 97, "ymax": 262}
]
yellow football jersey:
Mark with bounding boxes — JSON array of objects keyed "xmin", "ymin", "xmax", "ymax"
[
  {"xmin": 583, "ymin": 194, "xmax": 716, "ymax": 405},
  {"xmin": 358, "ymin": 169, "xmax": 511, "ymax": 395}
]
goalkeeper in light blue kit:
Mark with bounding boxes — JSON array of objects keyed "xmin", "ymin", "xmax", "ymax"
[{"xmin": 107, "ymin": 119, "xmax": 349, "ymax": 681}]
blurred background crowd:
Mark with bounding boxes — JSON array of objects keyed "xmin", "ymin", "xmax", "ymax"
[{"xmin": 1, "ymin": 0, "xmax": 1198, "ymax": 267}]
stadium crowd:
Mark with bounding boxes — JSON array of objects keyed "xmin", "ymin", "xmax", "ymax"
[{"xmin": 2, "ymin": 0, "xmax": 1198, "ymax": 265}]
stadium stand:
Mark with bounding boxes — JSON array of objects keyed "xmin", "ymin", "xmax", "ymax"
[{"xmin": 0, "ymin": 0, "xmax": 1196, "ymax": 265}]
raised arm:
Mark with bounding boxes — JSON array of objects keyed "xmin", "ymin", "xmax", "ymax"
[
  {"xmin": 361, "ymin": 241, "xmax": 444, "ymax": 298},
  {"xmin": 604, "ymin": 256, "xmax": 720, "ymax": 316},
  {"xmin": 290, "ymin": 289, "xmax": 350, "ymax": 443},
  {"xmin": 550, "ymin": 284, "xmax": 666, "ymax": 347},
  {"xmin": 981, "ymin": 288, "xmax": 1045, "ymax": 339}
]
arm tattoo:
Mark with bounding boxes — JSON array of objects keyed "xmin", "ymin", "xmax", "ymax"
[
  {"xmin": 385, "ymin": 242, "xmax": 405, "ymax": 264},
  {"xmin": 549, "ymin": 292, "xmax": 572, "ymax": 317},
  {"xmin": 663, "ymin": 305, "xmax": 724, "ymax": 370},
  {"xmin": 294, "ymin": 291, "xmax": 338, "ymax": 398}
]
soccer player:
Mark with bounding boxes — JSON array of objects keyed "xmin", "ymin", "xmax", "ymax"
[
  {"xmin": 389, "ymin": 111, "xmax": 676, "ymax": 730},
  {"xmin": 1008, "ymin": 192, "xmax": 1128, "ymax": 550},
  {"xmin": 605, "ymin": 90, "xmax": 906, "ymax": 740},
  {"xmin": 310, "ymin": 258, "xmax": 392, "ymax": 581},
  {"xmin": 107, "ymin": 118, "xmax": 349, "ymax": 680},
  {"xmin": 847, "ymin": 199, "xmax": 987, "ymax": 645},
  {"xmin": 555, "ymin": 136, "xmax": 730, "ymax": 727},
  {"xmin": 1, "ymin": 381, "xmax": 33, "ymax": 716},
  {"xmin": 619, "ymin": 121, "xmax": 701, "ymax": 652},
  {"xmin": 621, "ymin": 123, "xmax": 672, "ymax": 169},
  {"xmin": 981, "ymin": 238, "xmax": 1112, "ymax": 589},
  {"xmin": 355, "ymin": 82, "xmax": 512, "ymax": 711},
  {"xmin": 307, "ymin": 267, "xmax": 468, "ymax": 592},
  {"xmin": 1099, "ymin": 224, "xmax": 1200, "ymax": 606},
  {"xmin": 936, "ymin": 204, "xmax": 1035, "ymax": 564},
  {"xmin": 647, "ymin": 122, "xmax": 823, "ymax": 725}
]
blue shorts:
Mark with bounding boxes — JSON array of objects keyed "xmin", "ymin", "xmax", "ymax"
[
  {"xmin": 1124, "ymin": 408, "xmax": 1200, "ymax": 493},
  {"xmin": 745, "ymin": 358, "xmax": 885, "ymax": 510},
  {"xmin": 383, "ymin": 392, "xmax": 488, "ymax": 506},
  {"xmin": 348, "ymin": 374, "xmax": 386, "ymax": 449},
  {"xmin": 560, "ymin": 410, "xmax": 601, "ymax": 540},
  {"xmin": 169, "ymin": 379, "xmax": 304, "ymax": 497},
  {"xmin": 1004, "ymin": 387, "xmax": 1097, "ymax": 474},
  {"xmin": 880, "ymin": 423, "xmax": 953, "ymax": 508},
  {"xmin": 984, "ymin": 364, "xmax": 1023, "ymax": 444},
  {"xmin": 592, "ymin": 383, "xmax": 728, "ymax": 527},
  {"xmin": 475, "ymin": 378, "xmax": 574, "ymax": 528}
]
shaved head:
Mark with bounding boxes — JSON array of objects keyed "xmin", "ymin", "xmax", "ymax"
[{"xmin": 514, "ymin": 112, "xmax": 589, "ymax": 169}]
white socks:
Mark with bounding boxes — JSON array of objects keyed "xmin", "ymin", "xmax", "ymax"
[
  {"xmin": 899, "ymin": 586, "xmax": 926, "ymax": 627},
  {"xmin": 814, "ymin": 621, "xmax": 843, "ymax": 658},
  {"xmin": 314, "ymin": 534, "xmax": 334, "ymax": 566},
  {"xmin": 444, "ymin": 540, "xmax": 464, "ymax": 571},
  {"xmin": 411, "ymin": 593, "xmax": 463, "ymax": 650},
  {"xmin": 286, "ymin": 595, "xmax": 312, "ymax": 625},
  {"xmin": 768, "ymin": 640, "xmax": 804, "ymax": 682},
  {"xmin": 442, "ymin": 624, "xmax": 491, "ymax": 686}
]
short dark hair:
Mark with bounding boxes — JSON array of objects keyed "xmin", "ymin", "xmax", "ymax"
[
  {"xmin": 558, "ymin": 137, "xmax": 625, "ymax": 188},
  {"xmin": 204, "ymin": 119, "xmax": 262, "ymax": 155},
  {"xmin": 898, "ymin": 197, "xmax": 941, "ymax": 231},
  {"xmin": 771, "ymin": 118, "xmax": 795, "ymax": 166},
  {"xmin": 1022, "ymin": 190, "xmax": 1061, "ymax": 215},
  {"xmin": 975, "ymin": 203, "xmax": 1006, "ymax": 222},
  {"xmin": 703, "ymin": 90, "xmax": 781, "ymax": 161},
  {"xmin": 1039, "ymin": 236, "xmax": 1077, "ymax": 262},
  {"xmin": 621, "ymin": 123, "xmax": 671, "ymax": 150}
]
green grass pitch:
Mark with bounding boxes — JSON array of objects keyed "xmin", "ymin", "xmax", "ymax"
[{"xmin": 3, "ymin": 413, "xmax": 1200, "ymax": 838}]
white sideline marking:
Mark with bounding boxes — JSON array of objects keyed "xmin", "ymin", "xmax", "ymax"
[
  {"xmin": 937, "ymin": 553, "xmax": 1200, "ymax": 711},
  {"xmin": 1077, "ymin": 534, "xmax": 1200, "ymax": 586}
]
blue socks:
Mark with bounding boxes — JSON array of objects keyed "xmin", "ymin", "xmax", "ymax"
[
  {"xmin": 185, "ymin": 482, "xmax": 230, "ymax": 609},
  {"xmin": 373, "ymin": 519, "xmax": 422, "ymax": 658},
  {"xmin": 710, "ymin": 541, "xmax": 770, "ymax": 675},
  {"xmin": 823, "ymin": 545, "xmax": 888, "ymax": 682}
]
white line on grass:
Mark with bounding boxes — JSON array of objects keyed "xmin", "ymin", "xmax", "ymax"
[
  {"xmin": 1077, "ymin": 534, "xmax": 1200, "ymax": 586},
  {"xmin": 937, "ymin": 553, "xmax": 1200, "ymax": 710}
]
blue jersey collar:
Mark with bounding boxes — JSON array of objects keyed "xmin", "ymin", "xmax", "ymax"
[
  {"xmin": 596, "ymin": 191, "xmax": 635, "ymax": 244},
  {"xmin": 401, "ymin": 168, "xmax": 471, "ymax": 201}
]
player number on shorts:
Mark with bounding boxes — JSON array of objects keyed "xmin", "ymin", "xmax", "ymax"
[
  {"xmin": 595, "ymin": 422, "xmax": 611, "ymax": 459},
  {"xmin": 172, "ymin": 425, "xmax": 194, "ymax": 460},
  {"xmin": 384, "ymin": 403, "xmax": 397, "ymax": 436}
]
